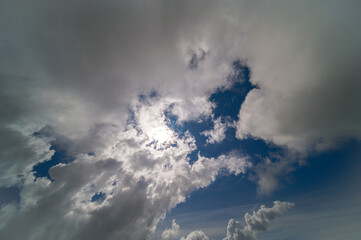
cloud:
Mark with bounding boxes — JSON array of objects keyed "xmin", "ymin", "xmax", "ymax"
[
  {"xmin": 162, "ymin": 220, "xmax": 181, "ymax": 240},
  {"xmin": 162, "ymin": 220, "xmax": 210, "ymax": 240},
  {"xmin": 181, "ymin": 230, "xmax": 210, "ymax": 240},
  {"xmin": 162, "ymin": 201, "xmax": 293, "ymax": 240},
  {"xmin": 1, "ymin": 0, "xmax": 359, "ymax": 239},
  {"xmin": 0, "ymin": 125, "xmax": 53, "ymax": 188},
  {"xmin": 223, "ymin": 201, "xmax": 294, "ymax": 240},
  {"xmin": 229, "ymin": 1, "xmax": 361, "ymax": 194},
  {"xmin": 2, "ymin": 1, "xmax": 360, "ymax": 152},
  {"xmin": 236, "ymin": 1, "xmax": 361, "ymax": 153},
  {"xmin": 0, "ymin": 0, "xmax": 235, "ymax": 138},
  {"xmin": 202, "ymin": 117, "xmax": 234, "ymax": 144},
  {"xmin": 0, "ymin": 2, "xmax": 246, "ymax": 237},
  {"xmin": 161, "ymin": 219, "xmax": 209, "ymax": 240},
  {"xmin": 248, "ymin": 151, "xmax": 302, "ymax": 196},
  {"xmin": 188, "ymin": 48, "xmax": 207, "ymax": 71},
  {"xmin": 0, "ymin": 97, "xmax": 249, "ymax": 240}
]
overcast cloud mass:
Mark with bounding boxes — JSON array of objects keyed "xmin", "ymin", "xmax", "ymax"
[{"xmin": 1, "ymin": 0, "xmax": 360, "ymax": 239}]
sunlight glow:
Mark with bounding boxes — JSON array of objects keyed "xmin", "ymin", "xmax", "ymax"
[{"xmin": 149, "ymin": 126, "xmax": 172, "ymax": 144}]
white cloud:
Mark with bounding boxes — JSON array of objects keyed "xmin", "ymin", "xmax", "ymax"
[
  {"xmin": 223, "ymin": 201, "xmax": 294, "ymax": 240},
  {"xmin": 0, "ymin": 97, "xmax": 249, "ymax": 240},
  {"xmin": 202, "ymin": 117, "xmax": 234, "ymax": 144},
  {"xmin": 162, "ymin": 220, "xmax": 181, "ymax": 240},
  {"xmin": 236, "ymin": 1, "xmax": 361, "ymax": 153},
  {"xmin": 161, "ymin": 220, "xmax": 210, "ymax": 240},
  {"xmin": 161, "ymin": 201, "xmax": 293, "ymax": 240},
  {"xmin": 181, "ymin": 230, "xmax": 210, "ymax": 240}
]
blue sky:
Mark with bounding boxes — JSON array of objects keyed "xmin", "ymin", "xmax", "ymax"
[{"xmin": 1, "ymin": 1, "xmax": 361, "ymax": 240}]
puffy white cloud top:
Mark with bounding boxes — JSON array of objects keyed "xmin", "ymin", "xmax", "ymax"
[
  {"xmin": 162, "ymin": 201, "xmax": 293, "ymax": 240},
  {"xmin": 0, "ymin": 97, "xmax": 249, "ymax": 240}
]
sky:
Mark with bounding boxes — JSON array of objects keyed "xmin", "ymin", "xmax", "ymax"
[{"xmin": 1, "ymin": 1, "xmax": 361, "ymax": 239}]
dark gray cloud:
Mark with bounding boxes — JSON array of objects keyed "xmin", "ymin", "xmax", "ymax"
[{"xmin": 189, "ymin": 48, "xmax": 207, "ymax": 70}]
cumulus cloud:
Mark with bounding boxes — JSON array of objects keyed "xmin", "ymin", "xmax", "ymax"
[
  {"xmin": 230, "ymin": 1, "xmax": 361, "ymax": 194},
  {"xmin": 223, "ymin": 201, "xmax": 294, "ymax": 240},
  {"xmin": 202, "ymin": 117, "xmax": 234, "ymax": 144},
  {"xmin": 0, "ymin": 96, "xmax": 249, "ymax": 240},
  {"xmin": 162, "ymin": 220, "xmax": 209, "ymax": 240},
  {"xmin": 162, "ymin": 220, "xmax": 210, "ymax": 240},
  {"xmin": 162, "ymin": 201, "xmax": 293, "ymax": 240},
  {"xmin": 181, "ymin": 230, "xmax": 210, "ymax": 240},
  {"xmin": 162, "ymin": 220, "xmax": 181, "ymax": 240},
  {"xmin": 0, "ymin": 2, "xmax": 244, "ymax": 237},
  {"xmin": 236, "ymin": 0, "xmax": 361, "ymax": 153}
]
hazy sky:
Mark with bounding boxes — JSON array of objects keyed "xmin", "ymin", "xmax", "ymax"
[{"xmin": 1, "ymin": 1, "xmax": 361, "ymax": 240}]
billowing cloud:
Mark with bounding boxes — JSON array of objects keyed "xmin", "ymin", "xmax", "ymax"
[
  {"xmin": 0, "ymin": 97, "xmax": 249, "ymax": 240},
  {"xmin": 162, "ymin": 220, "xmax": 210, "ymax": 240},
  {"xmin": 181, "ymin": 231, "xmax": 210, "ymax": 240},
  {"xmin": 162, "ymin": 219, "xmax": 181, "ymax": 240},
  {"xmin": 223, "ymin": 201, "xmax": 294, "ymax": 240},
  {"xmin": 162, "ymin": 201, "xmax": 293, "ymax": 240},
  {"xmin": 162, "ymin": 220, "xmax": 209, "ymax": 240},
  {"xmin": 0, "ymin": 2, "xmax": 243, "ymax": 237},
  {"xmin": 236, "ymin": 1, "xmax": 361, "ymax": 153},
  {"xmin": 202, "ymin": 117, "xmax": 234, "ymax": 144}
]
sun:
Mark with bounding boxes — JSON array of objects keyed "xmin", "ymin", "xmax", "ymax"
[{"xmin": 149, "ymin": 126, "xmax": 172, "ymax": 144}]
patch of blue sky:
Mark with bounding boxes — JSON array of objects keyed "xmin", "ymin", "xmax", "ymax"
[
  {"xmin": 277, "ymin": 139, "xmax": 361, "ymax": 198},
  {"xmin": 32, "ymin": 145, "xmax": 74, "ymax": 181},
  {"xmin": 165, "ymin": 60, "xmax": 279, "ymax": 164},
  {"xmin": 210, "ymin": 59, "xmax": 254, "ymax": 120},
  {"xmin": 32, "ymin": 128, "xmax": 75, "ymax": 181},
  {"xmin": 168, "ymin": 137, "xmax": 361, "ymax": 221},
  {"xmin": 91, "ymin": 192, "xmax": 106, "ymax": 203},
  {"xmin": 257, "ymin": 145, "xmax": 361, "ymax": 240},
  {"xmin": 164, "ymin": 60, "xmax": 280, "ymax": 213}
]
